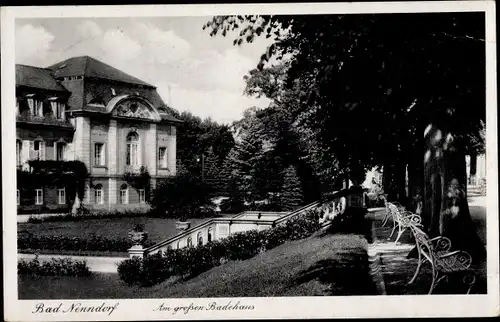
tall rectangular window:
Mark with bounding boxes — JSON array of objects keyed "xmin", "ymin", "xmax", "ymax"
[
  {"xmin": 138, "ymin": 189, "xmax": 146, "ymax": 204},
  {"xmin": 33, "ymin": 141, "xmax": 40, "ymax": 159},
  {"xmin": 35, "ymin": 189, "xmax": 43, "ymax": 205},
  {"xmin": 17, "ymin": 190, "xmax": 20, "ymax": 205},
  {"xmin": 94, "ymin": 185, "xmax": 103, "ymax": 204},
  {"xmin": 127, "ymin": 144, "xmax": 138, "ymax": 166},
  {"xmin": 94, "ymin": 143, "xmax": 105, "ymax": 166},
  {"xmin": 158, "ymin": 147, "xmax": 168, "ymax": 168},
  {"xmin": 57, "ymin": 188, "xmax": 66, "ymax": 204},
  {"xmin": 120, "ymin": 188, "xmax": 128, "ymax": 204},
  {"xmin": 56, "ymin": 143, "xmax": 65, "ymax": 161}
]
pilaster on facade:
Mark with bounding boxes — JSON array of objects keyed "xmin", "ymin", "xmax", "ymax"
[
  {"xmin": 169, "ymin": 126, "xmax": 177, "ymax": 175},
  {"xmin": 147, "ymin": 123, "xmax": 158, "ymax": 176},
  {"xmin": 109, "ymin": 177, "xmax": 117, "ymax": 206},
  {"xmin": 108, "ymin": 120, "xmax": 118, "ymax": 175},
  {"xmin": 73, "ymin": 117, "xmax": 91, "ymax": 166}
]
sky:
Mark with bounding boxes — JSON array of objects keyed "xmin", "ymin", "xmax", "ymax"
[{"xmin": 15, "ymin": 17, "xmax": 273, "ymax": 124}]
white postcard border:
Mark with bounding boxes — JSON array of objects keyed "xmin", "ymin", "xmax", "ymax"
[{"xmin": 2, "ymin": 2, "xmax": 499, "ymax": 320}]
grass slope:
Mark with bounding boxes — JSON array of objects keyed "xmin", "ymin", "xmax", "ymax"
[{"xmin": 19, "ymin": 232, "xmax": 377, "ymax": 299}]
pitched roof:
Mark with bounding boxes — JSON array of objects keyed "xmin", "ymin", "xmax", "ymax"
[
  {"xmin": 16, "ymin": 65, "xmax": 68, "ymax": 92},
  {"xmin": 47, "ymin": 56, "xmax": 154, "ymax": 87}
]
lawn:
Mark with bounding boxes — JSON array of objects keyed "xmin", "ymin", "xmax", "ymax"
[
  {"xmin": 18, "ymin": 217, "xmax": 211, "ymax": 245},
  {"xmin": 18, "ymin": 232, "xmax": 377, "ymax": 299}
]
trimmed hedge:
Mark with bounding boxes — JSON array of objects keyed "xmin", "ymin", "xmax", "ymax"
[
  {"xmin": 18, "ymin": 256, "xmax": 91, "ymax": 277},
  {"xmin": 25, "ymin": 209, "xmax": 151, "ymax": 223},
  {"xmin": 118, "ymin": 209, "xmax": 321, "ymax": 286},
  {"xmin": 18, "ymin": 234, "xmax": 154, "ymax": 253}
]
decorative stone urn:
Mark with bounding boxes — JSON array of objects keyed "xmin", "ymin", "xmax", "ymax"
[
  {"xmin": 175, "ymin": 221, "xmax": 191, "ymax": 231},
  {"xmin": 128, "ymin": 224, "xmax": 148, "ymax": 246}
]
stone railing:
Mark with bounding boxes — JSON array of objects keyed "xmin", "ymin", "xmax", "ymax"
[{"xmin": 129, "ymin": 202, "xmax": 326, "ymax": 259}]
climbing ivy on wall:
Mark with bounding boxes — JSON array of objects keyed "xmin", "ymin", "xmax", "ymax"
[
  {"xmin": 17, "ymin": 160, "xmax": 90, "ymax": 207},
  {"xmin": 123, "ymin": 166, "xmax": 152, "ymax": 201}
]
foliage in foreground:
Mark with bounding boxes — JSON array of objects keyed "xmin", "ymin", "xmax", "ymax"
[
  {"xmin": 118, "ymin": 209, "xmax": 321, "ymax": 286},
  {"xmin": 18, "ymin": 256, "xmax": 91, "ymax": 277}
]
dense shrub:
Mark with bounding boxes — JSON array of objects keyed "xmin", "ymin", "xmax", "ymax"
[
  {"xmin": 18, "ymin": 204, "xmax": 71, "ymax": 215},
  {"xmin": 118, "ymin": 208, "xmax": 321, "ymax": 286},
  {"xmin": 18, "ymin": 256, "xmax": 91, "ymax": 277},
  {"xmin": 25, "ymin": 208, "xmax": 150, "ymax": 223},
  {"xmin": 150, "ymin": 170, "xmax": 213, "ymax": 221},
  {"xmin": 18, "ymin": 234, "xmax": 154, "ymax": 253},
  {"xmin": 117, "ymin": 256, "xmax": 143, "ymax": 285},
  {"xmin": 219, "ymin": 197, "xmax": 248, "ymax": 214}
]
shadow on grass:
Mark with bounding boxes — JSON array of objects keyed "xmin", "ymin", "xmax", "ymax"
[{"xmin": 288, "ymin": 248, "xmax": 378, "ymax": 295}]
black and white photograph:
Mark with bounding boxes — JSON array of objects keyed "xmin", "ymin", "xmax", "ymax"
[{"xmin": 2, "ymin": 2, "xmax": 498, "ymax": 320}]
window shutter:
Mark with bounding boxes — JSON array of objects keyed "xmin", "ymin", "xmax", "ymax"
[
  {"xmin": 39, "ymin": 141, "xmax": 46, "ymax": 160},
  {"xmin": 29, "ymin": 141, "xmax": 35, "ymax": 160},
  {"xmin": 39, "ymin": 101, "xmax": 44, "ymax": 117},
  {"xmin": 102, "ymin": 144, "xmax": 106, "ymax": 166},
  {"xmin": 65, "ymin": 143, "xmax": 74, "ymax": 160},
  {"xmin": 27, "ymin": 99, "xmax": 34, "ymax": 116},
  {"xmin": 21, "ymin": 140, "xmax": 30, "ymax": 164},
  {"xmin": 50, "ymin": 101, "xmax": 57, "ymax": 117}
]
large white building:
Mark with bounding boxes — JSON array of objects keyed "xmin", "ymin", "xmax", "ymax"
[{"xmin": 16, "ymin": 56, "xmax": 181, "ymax": 213}]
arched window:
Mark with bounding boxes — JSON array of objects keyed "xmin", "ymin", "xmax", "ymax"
[
  {"xmin": 187, "ymin": 237, "xmax": 193, "ymax": 248},
  {"xmin": 197, "ymin": 232, "xmax": 203, "ymax": 246},
  {"xmin": 94, "ymin": 184, "xmax": 103, "ymax": 204},
  {"xmin": 120, "ymin": 184, "xmax": 129, "ymax": 204},
  {"xmin": 207, "ymin": 227, "xmax": 213, "ymax": 243},
  {"xmin": 126, "ymin": 132, "xmax": 140, "ymax": 166},
  {"xmin": 176, "ymin": 240, "xmax": 181, "ymax": 249}
]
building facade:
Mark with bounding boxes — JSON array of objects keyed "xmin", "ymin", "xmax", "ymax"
[{"xmin": 16, "ymin": 56, "xmax": 181, "ymax": 213}]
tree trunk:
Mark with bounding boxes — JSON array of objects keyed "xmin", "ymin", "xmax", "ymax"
[
  {"xmin": 407, "ymin": 157, "xmax": 424, "ymax": 212},
  {"xmin": 423, "ymin": 124, "xmax": 485, "ymax": 261},
  {"xmin": 469, "ymin": 153, "xmax": 477, "ymax": 185},
  {"xmin": 71, "ymin": 196, "xmax": 81, "ymax": 215},
  {"xmin": 382, "ymin": 161, "xmax": 407, "ymax": 203}
]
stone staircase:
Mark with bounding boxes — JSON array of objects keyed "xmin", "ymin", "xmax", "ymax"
[{"xmin": 468, "ymin": 184, "xmax": 485, "ymax": 197}]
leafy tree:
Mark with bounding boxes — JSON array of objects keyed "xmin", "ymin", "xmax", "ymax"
[
  {"xmin": 204, "ymin": 13, "xmax": 486, "ymax": 259},
  {"xmin": 281, "ymin": 165, "xmax": 304, "ymax": 210},
  {"xmin": 174, "ymin": 110, "xmax": 235, "ymax": 174},
  {"xmin": 150, "ymin": 169, "xmax": 213, "ymax": 220},
  {"xmin": 203, "ymin": 147, "xmax": 225, "ymax": 196}
]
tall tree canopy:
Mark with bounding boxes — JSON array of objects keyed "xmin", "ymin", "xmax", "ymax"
[{"xmin": 204, "ymin": 13, "xmax": 486, "ymax": 259}]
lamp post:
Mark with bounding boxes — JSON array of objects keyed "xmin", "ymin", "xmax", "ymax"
[{"xmin": 197, "ymin": 154, "xmax": 205, "ymax": 182}]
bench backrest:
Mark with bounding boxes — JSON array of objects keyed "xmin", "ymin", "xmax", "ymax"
[{"xmin": 409, "ymin": 224, "xmax": 473, "ymax": 271}]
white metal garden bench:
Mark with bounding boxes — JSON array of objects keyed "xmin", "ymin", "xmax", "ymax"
[
  {"xmin": 408, "ymin": 224, "xmax": 476, "ymax": 294},
  {"xmin": 383, "ymin": 202, "xmax": 422, "ymax": 245}
]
